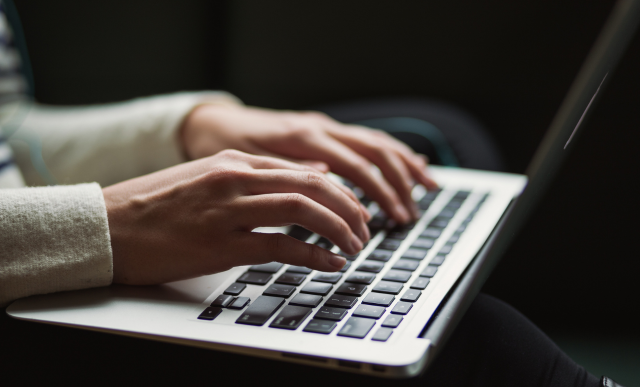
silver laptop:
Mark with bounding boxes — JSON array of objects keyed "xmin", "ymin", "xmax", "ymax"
[{"xmin": 7, "ymin": 0, "xmax": 640, "ymax": 378}]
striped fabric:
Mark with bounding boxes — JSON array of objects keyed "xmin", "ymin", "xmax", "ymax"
[{"xmin": 0, "ymin": 0, "xmax": 26, "ymax": 188}]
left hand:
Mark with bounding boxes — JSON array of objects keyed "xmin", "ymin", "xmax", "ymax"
[{"xmin": 180, "ymin": 104, "xmax": 438, "ymax": 223}]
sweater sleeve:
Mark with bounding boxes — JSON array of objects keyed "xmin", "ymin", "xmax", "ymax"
[
  {"xmin": 8, "ymin": 91, "xmax": 241, "ymax": 187},
  {"xmin": 0, "ymin": 183, "xmax": 112, "ymax": 306}
]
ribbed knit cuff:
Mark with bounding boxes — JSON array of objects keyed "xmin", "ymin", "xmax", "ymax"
[{"xmin": 0, "ymin": 183, "xmax": 112, "ymax": 306}]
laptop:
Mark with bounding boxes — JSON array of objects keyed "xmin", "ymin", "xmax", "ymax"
[{"xmin": 7, "ymin": 0, "xmax": 640, "ymax": 378}]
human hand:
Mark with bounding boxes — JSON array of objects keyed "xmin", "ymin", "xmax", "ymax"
[
  {"xmin": 180, "ymin": 104, "xmax": 438, "ymax": 224},
  {"xmin": 103, "ymin": 150, "xmax": 370, "ymax": 285}
]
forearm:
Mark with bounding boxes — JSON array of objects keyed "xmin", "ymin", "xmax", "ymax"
[{"xmin": 9, "ymin": 91, "xmax": 240, "ymax": 186}]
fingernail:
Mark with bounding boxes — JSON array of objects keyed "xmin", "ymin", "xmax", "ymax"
[
  {"xmin": 329, "ymin": 255, "xmax": 347, "ymax": 270},
  {"xmin": 396, "ymin": 204, "xmax": 411, "ymax": 223},
  {"xmin": 350, "ymin": 234, "xmax": 363, "ymax": 253}
]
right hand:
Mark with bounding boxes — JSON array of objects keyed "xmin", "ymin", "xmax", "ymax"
[{"xmin": 103, "ymin": 150, "xmax": 371, "ymax": 285}]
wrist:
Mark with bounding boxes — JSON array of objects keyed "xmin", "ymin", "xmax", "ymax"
[{"xmin": 179, "ymin": 103, "xmax": 240, "ymax": 160}]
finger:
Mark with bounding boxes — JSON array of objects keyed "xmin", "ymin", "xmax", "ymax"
[
  {"xmin": 291, "ymin": 135, "xmax": 411, "ymax": 223},
  {"xmin": 335, "ymin": 125, "xmax": 439, "ymax": 190},
  {"xmin": 399, "ymin": 152, "xmax": 439, "ymax": 190},
  {"xmin": 325, "ymin": 131, "xmax": 419, "ymax": 219},
  {"xmin": 234, "ymin": 232, "xmax": 347, "ymax": 272},
  {"xmin": 236, "ymin": 151, "xmax": 370, "ymax": 223},
  {"xmin": 300, "ymin": 160, "xmax": 330, "ymax": 173},
  {"xmin": 244, "ymin": 170, "xmax": 370, "ymax": 242},
  {"xmin": 232, "ymin": 151, "xmax": 323, "ymax": 173},
  {"xmin": 235, "ymin": 193, "xmax": 364, "ymax": 255}
]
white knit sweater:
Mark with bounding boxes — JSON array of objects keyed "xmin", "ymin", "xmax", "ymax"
[{"xmin": 0, "ymin": 91, "xmax": 240, "ymax": 306}]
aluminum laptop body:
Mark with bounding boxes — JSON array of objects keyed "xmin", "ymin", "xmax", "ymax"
[{"xmin": 7, "ymin": 0, "xmax": 640, "ymax": 378}]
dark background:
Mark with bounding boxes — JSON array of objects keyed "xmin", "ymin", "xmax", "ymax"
[{"xmin": 6, "ymin": 0, "xmax": 639, "ymax": 379}]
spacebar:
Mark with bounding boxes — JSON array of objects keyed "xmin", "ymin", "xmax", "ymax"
[{"xmin": 236, "ymin": 296, "xmax": 285, "ymax": 326}]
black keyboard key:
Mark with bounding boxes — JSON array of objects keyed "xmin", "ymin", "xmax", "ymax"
[
  {"xmin": 286, "ymin": 265, "xmax": 313, "ymax": 274},
  {"xmin": 303, "ymin": 319, "xmax": 337, "ymax": 334},
  {"xmin": 211, "ymin": 294, "xmax": 234, "ymax": 308},
  {"xmin": 382, "ymin": 270, "xmax": 412, "ymax": 283},
  {"xmin": 456, "ymin": 224, "xmax": 467, "ymax": 233},
  {"xmin": 402, "ymin": 248, "xmax": 428, "ymax": 260},
  {"xmin": 353, "ymin": 304, "xmax": 385, "ymax": 319},
  {"xmin": 224, "ymin": 282, "xmax": 246, "ymax": 296},
  {"xmin": 454, "ymin": 190, "xmax": 471, "ymax": 199},
  {"xmin": 421, "ymin": 228, "xmax": 442, "ymax": 238},
  {"xmin": 420, "ymin": 266, "xmax": 438, "ymax": 277},
  {"xmin": 401, "ymin": 289, "xmax": 422, "ymax": 302},
  {"xmin": 439, "ymin": 244, "xmax": 454, "ymax": 254},
  {"xmin": 300, "ymin": 282, "xmax": 333, "ymax": 296},
  {"xmin": 392, "ymin": 259, "xmax": 420, "ymax": 271},
  {"xmin": 358, "ymin": 260, "xmax": 385, "ymax": 273},
  {"xmin": 412, "ymin": 238, "xmax": 435, "ymax": 250},
  {"xmin": 237, "ymin": 271, "xmax": 272, "ymax": 285},
  {"xmin": 312, "ymin": 272, "xmax": 343, "ymax": 283},
  {"xmin": 368, "ymin": 213, "xmax": 388, "ymax": 233},
  {"xmin": 372, "ymin": 281, "xmax": 404, "ymax": 295},
  {"xmin": 429, "ymin": 218, "xmax": 450, "ymax": 229},
  {"xmin": 411, "ymin": 277, "xmax": 430, "ymax": 290},
  {"xmin": 339, "ymin": 251, "xmax": 360, "ymax": 261},
  {"xmin": 335, "ymin": 283, "xmax": 367, "ymax": 296},
  {"xmin": 381, "ymin": 314, "xmax": 403, "ymax": 328},
  {"xmin": 263, "ymin": 284, "xmax": 296, "ymax": 298},
  {"xmin": 289, "ymin": 294, "xmax": 323, "ymax": 308},
  {"xmin": 324, "ymin": 294, "xmax": 358, "ymax": 309},
  {"xmin": 391, "ymin": 301, "xmax": 413, "ymax": 315},
  {"xmin": 275, "ymin": 273, "xmax": 306, "ymax": 285},
  {"xmin": 338, "ymin": 317, "xmax": 376, "ymax": 338},
  {"xmin": 250, "ymin": 262, "xmax": 284, "ymax": 273},
  {"xmin": 387, "ymin": 229, "xmax": 410, "ymax": 240},
  {"xmin": 448, "ymin": 234, "xmax": 460, "ymax": 243},
  {"xmin": 314, "ymin": 306, "xmax": 348, "ymax": 321},
  {"xmin": 339, "ymin": 260, "xmax": 352, "ymax": 273},
  {"xmin": 446, "ymin": 200, "xmax": 464, "ymax": 209},
  {"xmin": 362, "ymin": 293, "xmax": 395, "ymax": 307},
  {"xmin": 438, "ymin": 209, "xmax": 456, "ymax": 219},
  {"xmin": 198, "ymin": 307, "xmax": 222, "ymax": 321},
  {"xmin": 368, "ymin": 250, "xmax": 393, "ymax": 262},
  {"xmin": 288, "ymin": 225, "xmax": 313, "ymax": 241},
  {"xmin": 378, "ymin": 238, "xmax": 402, "ymax": 251},
  {"xmin": 345, "ymin": 272, "xmax": 376, "ymax": 284},
  {"xmin": 236, "ymin": 296, "xmax": 285, "ymax": 326},
  {"xmin": 371, "ymin": 327, "xmax": 393, "ymax": 342},
  {"xmin": 315, "ymin": 237, "xmax": 334, "ymax": 250},
  {"xmin": 430, "ymin": 255, "xmax": 446, "ymax": 266},
  {"xmin": 269, "ymin": 305, "xmax": 312, "ymax": 330},
  {"xmin": 228, "ymin": 296, "xmax": 251, "ymax": 310}
]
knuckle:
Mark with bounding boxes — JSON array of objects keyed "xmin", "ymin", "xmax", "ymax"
[
  {"xmin": 203, "ymin": 166, "xmax": 250, "ymax": 187},
  {"xmin": 282, "ymin": 193, "xmax": 308, "ymax": 214},
  {"xmin": 286, "ymin": 125, "xmax": 317, "ymax": 142},
  {"xmin": 306, "ymin": 242, "xmax": 325, "ymax": 264},
  {"xmin": 335, "ymin": 219, "xmax": 351, "ymax": 239},
  {"xmin": 303, "ymin": 171, "xmax": 326, "ymax": 192},
  {"xmin": 217, "ymin": 149, "xmax": 244, "ymax": 159}
]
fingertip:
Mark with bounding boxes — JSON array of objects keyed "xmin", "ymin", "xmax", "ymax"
[
  {"xmin": 329, "ymin": 255, "xmax": 347, "ymax": 270},
  {"xmin": 395, "ymin": 203, "xmax": 412, "ymax": 224}
]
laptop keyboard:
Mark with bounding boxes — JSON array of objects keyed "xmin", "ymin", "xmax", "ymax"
[{"xmin": 198, "ymin": 188, "xmax": 488, "ymax": 342}]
